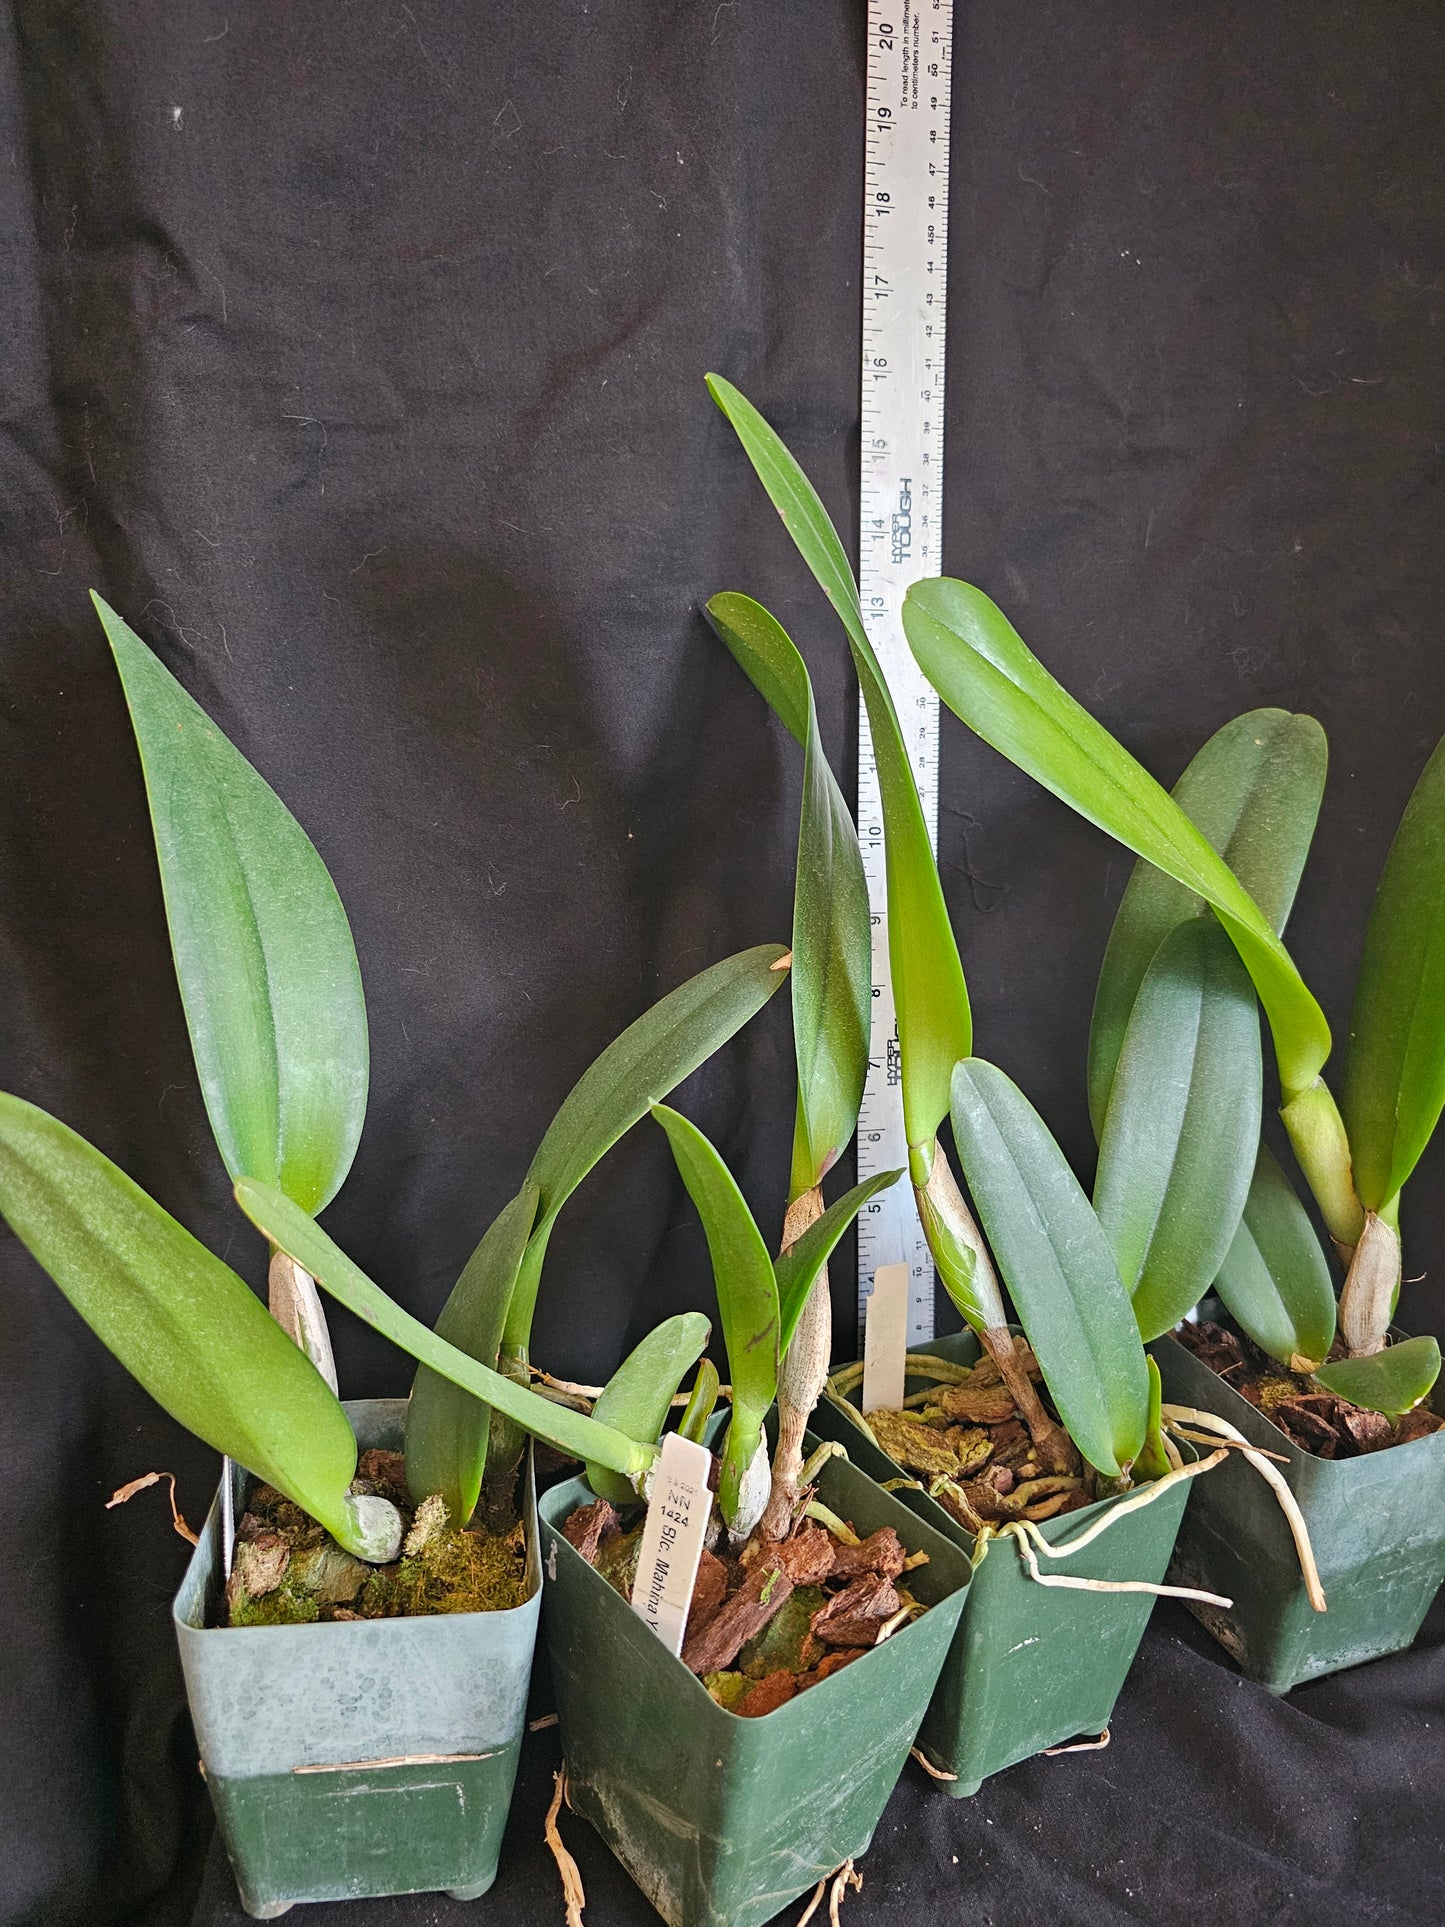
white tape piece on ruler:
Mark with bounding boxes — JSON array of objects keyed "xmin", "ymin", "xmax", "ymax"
[
  {"xmin": 862, "ymin": 1262, "xmax": 910, "ymax": 1415},
  {"xmin": 856, "ymin": 0, "xmax": 953, "ymax": 1349},
  {"xmin": 629, "ymin": 1431, "xmax": 714, "ymax": 1656}
]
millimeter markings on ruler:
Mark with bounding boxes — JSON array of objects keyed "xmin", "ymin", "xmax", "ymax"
[{"xmin": 856, "ymin": 0, "xmax": 952, "ymax": 1346}]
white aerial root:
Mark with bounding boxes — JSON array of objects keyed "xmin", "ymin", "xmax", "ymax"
[
  {"xmin": 875, "ymin": 1601, "xmax": 927, "ymax": 1642},
  {"xmin": 829, "ymin": 1859, "xmax": 862, "ymax": 1925},
  {"xmin": 980, "ymin": 1445, "xmax": 1236, "ymax": 1606},
  {"xmin": 796, "ymin": 1858, "xmax": 863, "ymax": 1927},
  {"xmin": 797, "ymin": 1438, "xmax": 847, "ymax": 1490},
  {"xmin": 1044, "ymin": 1729, "xmax": 1111, "ymax": 1756},
  {"xmin": 1161, "ymin": 1404, "xmax": 1327, "ymax": 1613},
  {"xmin": 802, "ymin": 1499, "xmax": 861, "ymax": 1545}
]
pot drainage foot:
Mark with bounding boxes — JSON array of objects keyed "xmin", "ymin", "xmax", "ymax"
[
  {"xmin": 448, "ymin": 1877, "xmax": 498, "ymax": 1901},
  {"xmin": 237, "ymin": 1901, "xmax": 293, "ymax": 1921}
]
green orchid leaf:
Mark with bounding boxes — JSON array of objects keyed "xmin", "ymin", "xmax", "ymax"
[
  {"xmin": 1094, "ymin": 920, "xmax": 1263, "ymax": 1343},
  {"xmin": 403, "ymin": 1183, "xmax": 539, "ymax": 1521},
  {"xmin": 774, "ymin": 1169, "xmax": 903, "ymax": 1355},
  {"xmin": 705, "ymin": 377, "xmax": 868, "ymax": 659},
  {"xmin": 1313, "ymin": 1336, "xmax": 1441, "ymax": 1418},
  {"xmin": 650, "ymin": 1101, "xmax": 778, "ymax": 1526},
  {"xmin": 1135, "ymin": 1355, "xmax": 1173, "ymax": 1483},
  {"xmin": 902, "ymin": 579, "xmax": 1330, "ymax": 1104},
  {"xmin": 232, "ymin": 1180, "xmax": 654, "ymax": 1481},
  {"xmin": 497, "ymin": 943, "xmax": 790, "ymax": 1360},
  {"xmin": 1089, "ymin": 709, "xmax": 1326, "ymax": 1132},
  {"xmin": 949, "ymin": 1059, "xmax": 1150, "ymax": 1477},
  {"xmin": 93, "ymin": 594, "xmax": 368, "ymax": 1215},
  {"xmin": 705, "ymin": 594, "xmax": 870, "ymax": 1194},
  {"xmin": 0, "ymin": 1093, "xmax": 361, "ymax": 1546},
  {"xmin": 678, "ymin": 1357, "xmax": 721, "ymax": 1443},
  {"xmin": 704, "ymin": 590, "xmax": 812, "ymax": 744},
  {"xmin": 1213, "ymin": 1145, "xmax": 1338, "ymax": 1372},
  {"xmin": 707, "ymin": 377, "xmax": 970, "ymax": 1148},
  {"xmin": 586, "ymin": 1312, "xmax": 713, "ymax": 1504},
  {"xmin": 1342, "ymin": 734, "xmax": 1445, "ymax": 1210}
]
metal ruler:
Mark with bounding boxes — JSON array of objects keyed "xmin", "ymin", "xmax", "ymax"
[{"xmin": 856, "ymin": 0, "xmax": 953, "ymax": 1345}]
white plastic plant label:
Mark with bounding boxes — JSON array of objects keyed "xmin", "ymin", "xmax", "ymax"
[
  {"xmin": 862, "ymin": 1261, "xmax": 909, "ymax": 1415},
  {"xmin": 629, "ymin": 1430, "xmax": 714, "ymax": 1656}
]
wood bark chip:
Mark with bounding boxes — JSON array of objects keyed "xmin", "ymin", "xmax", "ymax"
[
  {"xmin": 1272, "ymin": 1397, "xmax": 1347, "ymax": 1456},
  {"xmin": 1181, "ymin": 1319, "xmax": 1443, "ymax": 1458},
  {"xmin": 736, "ymin": 1669, "xmax": 798, "ymax": 1717},
  {"xmin": 865, "ymin": 1410, "xmax": 961, "ymax": 1477},
  {"xmin": 778, "ymin": 1524, "xmax": 838, "ymax": 1585},
  {"xmin": 229, "ymin": 1532, "xmax": 289, "ymax": 1603},
  {"xmin": 681, "ymin": 1526, "xmax": 836, "ymax": 1674},
  {"xmin": 1340, "ymin": 1405, "xmax": 1392, "ymax": 1452},
  {"xmin": 933, "ymin": 1483, "xmax": 987, "ymax": 1534},
  {"xmin": 682, "ymin": 1548, "xmax": 796, "ymax": 1674},
  {"xmin": 684, "ymin": 1548, "xmax": 729, "ymax": 1642},
  {"xmin": 811, "ymin": 1573, "xmax": 900, "ymax": 1647},
  {"xmin": 986, "ymin": 1419, "xmax": 1032, "ymax": 1464},
  {"xmin": 938, "ymin": 1380, "xmax": 1018, "ymax": 1425},
  {"xmin": 561, "ymin": 1498, "xmax": 620, "ymax": 1564},
  {"xmin": 1395, "ymin": 1407, "xmax": 1443, "ymax": 1444},
  {"xmin": 1179, "ymin": 1322, "xmax": 1249, "ymax": 1377},
  {"xmin": 796, "ymin": 1647, "xmax": 868, "ymax": 1689},
  {"xmin": 829, "ymin": 1526, "xmax": 906, "ymax": 1582},
  {"xmin": 355, "ymin": 1448, "xmax": 409, "ymax": 1494}
]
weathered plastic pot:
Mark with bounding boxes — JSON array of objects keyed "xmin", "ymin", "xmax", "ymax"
[
  {"xmin": 1153, "ymin": 1325, "xmax": 1445, "ymax": 1692},
  {"xmin": 537, "ymin": 1426, "xmax": 970, "ymax": 1927},
  {"xmin": 173, "ymin": 1398, "xmax": 541, "ymax": 1919},
  {"xmin": 811, "ymin": 1330, "xmax": 1198, "ymax": 1796}
]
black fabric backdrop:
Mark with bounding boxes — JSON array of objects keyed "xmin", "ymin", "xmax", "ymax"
[{"xmin": 2, "ymin": 3, "xmax": 1442, "ymax": 1923}]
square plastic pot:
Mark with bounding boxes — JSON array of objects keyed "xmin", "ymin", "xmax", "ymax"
[
  {"xmin": 809, "ymin": 1330, "xmax": 1198, "ymax": 1796},
  {"xmin": 537, "ymin": 1426, "xmax": 970, "ymax": 1927},
  {"xmin": 1153, "ymin": 1326, "xmax": 1445, "ymax": 1692},
  {"xmin": 173, "ymin": 1398, "xmax": 542, "ymax": 1919}
]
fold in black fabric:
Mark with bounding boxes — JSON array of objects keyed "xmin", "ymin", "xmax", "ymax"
[{"xmin": 0, "ymin": 5, "xmax": 1440, "ymax": 1923}]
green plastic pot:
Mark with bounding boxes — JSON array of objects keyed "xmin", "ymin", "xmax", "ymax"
[
  {"xmin": 537, "ymin": 1426, "xmax": 970, "ymax": 1927},
  {"xmin": 1153, "ymin": 1323, "xmax": 1445, "ymax": 1692},
  {"xmin": 173, "ymin": 1399, "xmax": 541, "ymax": 1919},
  {"xmin": 810, "ymin": 1331, "xmax": 1199, "ymax": 1796}
]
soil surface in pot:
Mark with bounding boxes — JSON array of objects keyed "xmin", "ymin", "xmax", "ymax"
[
  {"xmin": 224, "ymin": 1450, "xmax": 529, "ymax": 1627},
  {"xmin": 844, "ymin": 1337, "xmax": 1102, "ymax": 1535},
  {"xmin": 561, "ymin": 1487, "xmax": 929, "ymax": 1717},
  {"xmin": 1177, "ymin": 1321, "xmax": 1443, "ymax": 1458}
]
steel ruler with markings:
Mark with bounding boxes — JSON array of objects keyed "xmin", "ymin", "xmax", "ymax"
[{"xmin": 855, "ymin": 0, "xmax": 953, "ymax": 1345}]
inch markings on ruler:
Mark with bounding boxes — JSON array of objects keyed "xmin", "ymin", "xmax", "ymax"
[{"xmin": 856, "ymin": 0, "xmax": 952, "ymax": 1347}]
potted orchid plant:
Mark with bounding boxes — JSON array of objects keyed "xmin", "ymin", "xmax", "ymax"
[
  {"xmin": 697, "ymin": 380, "xmax": 1248, "ymax": 1798},
  {"xmin": 901, "ymin": 572, "xmax": 1445, "ymax": 1690},
  {"xmin": 0, "ymin": 597, "xmax": 785, "ymax": 1915}
]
